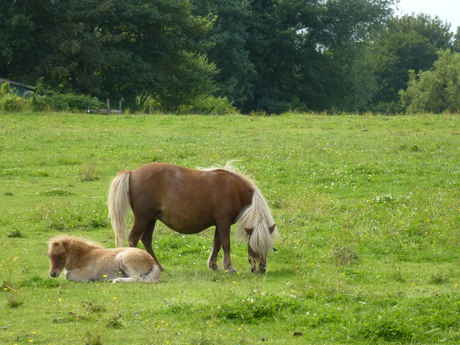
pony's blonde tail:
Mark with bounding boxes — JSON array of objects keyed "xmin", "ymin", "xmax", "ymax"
[
  {"xmin": 108, "ymin": 170, "xmax": 131, "ymax": 247},
  {"xmin": 236, "ymin": 186, "xmax": 279, "ymax": 258},
  {"xmin": 142, "ymin": 264, "xmax": 161, "ymax": 284}
]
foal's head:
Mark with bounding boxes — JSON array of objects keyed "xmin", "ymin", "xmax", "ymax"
[
  {"xmin": 245, "ymin": 224, "xmax": 277, "ymax": 273},
  {"xmin": 48, "ymin": 239, "xmax": 69, "ymax": 278}
]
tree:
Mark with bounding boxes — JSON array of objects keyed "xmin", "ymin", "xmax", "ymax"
[
  {"xmin": 154, "ymin": 52, "xmax": 218, "ymax": 111},
  {"xmin": 192, "ymin": 0, "xmax": 256, "ymax": 109},
  {"xmin": 369, "ymin": 14, "xmax": 454, "ymax": 112},
  {"xmin": 0, "ymin": 7, "xmax": 36, "ymax": 82},
  {"xmin": 193, "ymin": 0, "xmax": 395, "ymax": 113},
  {"xmin": 454, "ymin": 27, "xmax": 460, "ymax": 52},
  {"xmin": 0, "ymin": 0, "xmax": 215, "ymax": 108},
  {"xmin": 400, "ymin": 50, "xmax": 460, "ymax": 113}
]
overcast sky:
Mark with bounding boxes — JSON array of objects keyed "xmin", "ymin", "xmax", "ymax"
[{"xmin": 394, "ymin": 0, "xmax": 460, "ymax": 32}]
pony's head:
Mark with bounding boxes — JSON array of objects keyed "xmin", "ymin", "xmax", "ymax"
[
  {"xmin": 47, "ymin": 238, "xmax": 69, "ymax": 278},
  {"xmin": 245, "ymin": 224, "xmax": 278, "ymax": 273}
]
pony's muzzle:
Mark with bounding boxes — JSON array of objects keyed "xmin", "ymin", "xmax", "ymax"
[
  {"xmin": 251, "ymin": 267, "xmax": 266, "ymax": 274},
  {"xmin": 250, "ymin": 262, "xmax": 266, "ymax": 274}
]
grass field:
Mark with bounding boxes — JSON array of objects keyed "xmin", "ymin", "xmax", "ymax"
[{"xmin": 1, "ymin": 112, "xmax": 460, "ymax": 344}]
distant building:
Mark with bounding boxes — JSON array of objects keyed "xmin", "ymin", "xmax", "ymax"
[{"xmin": 0, "ymin": 78, "xmax": 36, "ymax": 98}]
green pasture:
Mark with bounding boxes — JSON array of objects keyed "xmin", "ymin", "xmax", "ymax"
[{"xmin": 1, "ymin": 113, "xmax": 460, "ymax": 344}]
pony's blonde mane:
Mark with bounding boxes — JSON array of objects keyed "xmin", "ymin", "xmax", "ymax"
[
  {"xmin": 199, "ymin": 161, "xmax": 279, "ymax": 258},
  {"xmin": 198, "ymin": 161, "xmax": 257, "ymax": 189}
]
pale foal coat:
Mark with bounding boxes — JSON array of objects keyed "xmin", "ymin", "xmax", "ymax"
[{"xmin": 48, "ymin": 236, "xmax": 161, "ymax": 284}]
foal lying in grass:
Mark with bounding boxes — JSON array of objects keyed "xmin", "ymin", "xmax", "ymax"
[{"xmin": 48, "ymin": 235, "xmax": 161, "ymax": 284}]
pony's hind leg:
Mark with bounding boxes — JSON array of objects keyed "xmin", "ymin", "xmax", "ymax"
[
  {"xmin": 207, "ymin": 228, "xmax": 221, "ymax": 271},
  {"xmin": 140, "ymin": 219, "xmax": 165, "ymax": 271},
  {"xmin": 128, "ymin": 217, "xmax": 149, "ymax": 248}
]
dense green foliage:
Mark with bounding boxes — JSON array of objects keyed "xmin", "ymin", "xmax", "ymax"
[
  {"xmin": 2, "ymin": 0, "xmax": 460, "ymax": 113},
  {"xmin": 0, "ymin": 0, "xmax": 215, "ymax": 110},
  {"xmin": 1, "ymin": 113, "xmax": 460, "ymax": 344},
  {"xmin": 369, "ymin": 14, "xmax": 455, "ymax": 113},
  {"xmin": 193, "ymin": 0, "xmax": 395, "ymax": 113},
  {"xmin": 0, "ymin": 79, "xmax": 104, "ymax": 112},
  {"xmin": 400, "ymin": 50, "xmax": 460, "ymax": 113},
  {"xmin": 0, "ymin": 83, "xmax": 28, "ymax": 111}
]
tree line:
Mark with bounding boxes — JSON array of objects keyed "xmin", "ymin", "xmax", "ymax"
[{"xmin": 1, "ymin": 0, "xmax": 459, "ymax": 114}]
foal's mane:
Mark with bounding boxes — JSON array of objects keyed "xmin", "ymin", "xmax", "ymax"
[{"xmin": 49, "ymin": 235, "xmax": 103, "ymax": 251}]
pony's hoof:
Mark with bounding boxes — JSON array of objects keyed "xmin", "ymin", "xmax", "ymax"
[
  {"xmin": 251, "ymin": 267, "xmax": 266, "ymax": 274},
  {"xmin": 110, "ymin": 278, "xmax": 120, "ymax": 284}
]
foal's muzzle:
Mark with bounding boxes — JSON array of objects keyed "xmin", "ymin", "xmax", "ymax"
[{"xmin": 49, "ymin": 271, "xmax": 59, "ymax": 278}]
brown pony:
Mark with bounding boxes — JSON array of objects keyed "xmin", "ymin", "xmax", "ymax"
[
  {"xmin": 48, "ymin": 235, "xmax": 161, "ymax": 283},
  {"xmin": 108, "ymin": 162, "xmax": 279, "ymax": 273}
]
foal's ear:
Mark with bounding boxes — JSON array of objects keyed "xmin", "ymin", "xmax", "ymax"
[
  {"xmin": 269, "ymin": 224, "xmax": 277, "ymax": 233},
  {"xmin": 244, "ymin": 227, "xmax": 254, "ymax": 236}
]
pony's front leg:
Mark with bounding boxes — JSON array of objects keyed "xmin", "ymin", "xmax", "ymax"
[
  {"xmin": 207, "ymin": 228, "xmax": 221, "ymax": 271},
  {"xmin": 217, "ymin": 222, "xmax": 236, "ymax": 273}
]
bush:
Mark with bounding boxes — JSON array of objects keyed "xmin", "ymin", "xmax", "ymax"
[
  {"xmin": 32, "ymin": 78, "xmax": 103, "ymax": 111},
  {"xmin": 0, "ymin": 83, "xmax": 31, "ymax": 111},
  {"xmin": 400, "ymin": 50, "xmax": 460, "ymax": 113},
  {"xmin": 178, "ymin": 95, "xmax": 239, "ymax": 115},
  {"xmin": 142, "ymin": 94, "xmax": 239, "ymax": 115}
]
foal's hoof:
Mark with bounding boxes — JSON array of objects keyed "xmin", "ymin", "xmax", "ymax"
[
  {"xmin": 251, "ymin": 267, "xmax": 266, "ymax": 274},
  {"xmin": 109, "ymin": 278, "xmax": 120, "ymax": 284}
]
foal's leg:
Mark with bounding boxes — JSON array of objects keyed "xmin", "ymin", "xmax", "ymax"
[
  {"xmin": 207, "ymin": 228, "xmax": 221, "ymax": 271},
  {"xmin": 140, "ymin": 219, "xmax": 165, "ymax": 271},
  {"xmin": 66, "ymin": 268, "xmax": 92, "ymax": 282},
  {"xmin": 217, "ymin": 221, "xmax": 236, "ymax": 273},
  {"xmin": 110, "ymin": 265, "xmax": 143, "ymax": 284},
  {"xmin": 110, "ymin": 251, "xmax": 150, "ymax": 284}
]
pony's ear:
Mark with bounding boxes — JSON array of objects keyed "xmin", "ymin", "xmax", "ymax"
[
  {"xmin": 244, "ymin": 227, "xmax": 254, "ymax": 236},
  {"xmin": 269, "ymin": 224, "xmax": 276, "ymax": 233}
]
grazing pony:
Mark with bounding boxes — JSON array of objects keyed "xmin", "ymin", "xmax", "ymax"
[
  {"xmin": 108, "ymin": 162, "xmax": 279, "ymax": 273},
  {"xmin": 47, "ymin": 235, "xmax": 161, "ymax": 283}
]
